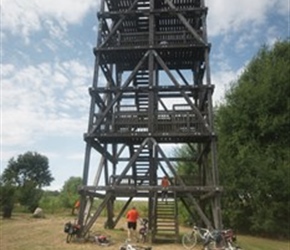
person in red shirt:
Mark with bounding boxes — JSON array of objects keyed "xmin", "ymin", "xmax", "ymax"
[
  {"xmin": 72, "ymin": 200, "xmax": 80, "ymax": 215},
  {"xmin": 161, "ymin": 176, "xmax": 170, "ymax": 203},
  {"xmin": 126, "ymin": 206, "xmax": 139, "ymax": 241}
]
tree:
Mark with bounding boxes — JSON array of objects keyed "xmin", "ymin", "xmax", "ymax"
[
  {"xmin": 39, "ymin": 190, "xmax": 61, "ymax": 214},
  {"xmin": 174, "ymin": 144, "xmax": 202, "ymax": 224},
  {"xmin": 174, "ymin": 40, "xmax": 290, "ymax": 238},
  {"xmin": 59, "ymin": 176, "xmax": 82, "ymax": 210},
  {"xmin": 174, "ymin": 144, "xmax": 199, "ymax": 178},
  {"xmin": 0, "ymin": 178, "xmax": 16, "ymax": 218},
  {"xmin": 216, "ymin": 40, "xmax": 290, "ymax": 237},
  {"xmin": 2, "ymin": 151, "xmax": 54, "ymax": 212}
]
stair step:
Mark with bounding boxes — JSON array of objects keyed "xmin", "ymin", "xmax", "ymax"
[
  {"xmin": 153, "ymin": 192, "xmax": 179, "ymax": 244},
  {"xmin": 157, "ymin": 210, "xmax": 175, "ymax": 213},
  {"xmin": 156, "ymin": 224, "xmax": 176, "ymax": 228},
  {"xmin": 157, "ymin": 209, "xmax": 175, "ymax": 212},
  {"xmin": 158, "ymin": 203, "xmax": 175, "ymax": 207},
  {"xmin": 156, "ymin": 221, "xmax": 176, "ymax": 224},
  {"xmin": 157, "ymin": 214, "xmax": 175, "ymax": 216},
  {"xmin": 156, "ymin": 221, "xmax": 176, "ymax": 225},
  {"xmin": 156, "ymin": 226, "xmax": 176, "ymax": 229},
  {"xmin": 155, "ymin": 220, "xmax": 175, "ymax": 224}
]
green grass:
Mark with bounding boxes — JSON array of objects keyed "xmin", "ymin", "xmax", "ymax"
[
  {"xmin": 1, "ymin": 212, "xmax": 289, "ymax": 250},
  {"xmin": 238, "ymin": 235, "xmax": 289, "ymax": 250}
]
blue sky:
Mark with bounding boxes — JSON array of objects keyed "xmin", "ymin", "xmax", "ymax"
[{"xmin": 1, "ymin": 0, "xmax": 289, "ymax": 191}]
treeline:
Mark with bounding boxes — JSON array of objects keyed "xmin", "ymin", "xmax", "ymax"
[
  {"xmin": 177, "ymin": 40, "xmax": 290, "ymax": 238},
  {"xmin": 0, "ymin": 152, "xmax": 82, "ymax": 216},
  {"xmin": 217, "ymin": 40, "xmax": 290, "ymax": 238}
]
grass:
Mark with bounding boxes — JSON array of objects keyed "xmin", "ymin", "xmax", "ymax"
[
  {"xmin": 1, "ymin": 213, "xmax": 289, "ymax": 250},
  {"xmin": 238, "ymin": 235, "xmax": 289, "ymax": 250}
]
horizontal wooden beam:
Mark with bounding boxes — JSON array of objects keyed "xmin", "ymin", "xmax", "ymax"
[
  {"xmin": 98, "ymin": 8, "xmax": 207, "ymax": 18},
  {"xmin": 95, "ymin": 85, "xmax": 214, "ymax": 93},
  {"xmin": 80, "ymin": 185, "xmax": 222, "ymax": 193}
]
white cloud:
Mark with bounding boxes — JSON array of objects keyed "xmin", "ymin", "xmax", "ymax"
[
  {"xmin": 266, "ymin": 26, "xmax": 286, "ymax": 46},
  {"xmin": 276, "ymin": 0, "xmax": 290, "ymax": 16},
  {"xmin": 206, "ymin": 0, "xmax": 288, "ymax": 36},
  {"xmin": 1, "ymin": 60, "xmax": 92, "ymax": 148},
  {"xmin": 1, "ymin": 64, "xmax": 15, "ymax": 76},
  {"xmin": 1, "ymin": 0, "xmax": 98, "ymax": 40},
  {"xmin": 212, "ymin": 66, "xmax": 246, "ymax": 106},
  {"xmin": 234, "ymin": 28, "xmax": 261, "ymax": 51}
]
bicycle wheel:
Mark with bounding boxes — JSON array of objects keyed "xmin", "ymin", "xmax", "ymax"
[
  {"xmin": 66, "ymin": 227, "xmax": 76, "ymax": 243},
  {"xmin": 66, "ymin": 233, "xmax": 73, "ymax": 243},
  {"xmin": 226, "ymin": 241, "xmax": 243, "ymax": 250},
  {"xmin": 182, "ymin": 231, "xmax": 197, "ymax": 249},
  {"xmin": 206, "ymin": 241, "xmax": 216, "ymax": 250},
  {"xmin": 141, "ymin": 233, "xmax": 147, "ymax": 243}
]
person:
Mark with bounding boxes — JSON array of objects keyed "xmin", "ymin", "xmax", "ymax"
[
  {"xmin": 126, "ymin": 206, "xmax": 139, "ymax": 242},
  {"xmin": 161, "ymin": 176, "xmax": 169, "ymax": 203},
  {"xmin": 72, "ymin": 200, "xmax": 80, "ymax": 215}
]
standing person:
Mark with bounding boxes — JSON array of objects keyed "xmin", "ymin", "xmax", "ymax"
[
  {"xmin": 161, "ymin": 176, "xmax": 170, "ymax": 203},
  {"xmin": 126, "ymin": 206, "xmax": 139, "ymax": 242},
  {"xmin": 72, "ymin": 200, "xmax": 80, "ymax": 215}
]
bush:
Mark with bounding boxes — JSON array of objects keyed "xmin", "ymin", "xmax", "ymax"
[
  {"xmin": 0, "ymin": 183, "xmax": 16, "ymax": 218},
  {"xmin": 39, "ymin": 193, "xmax": 63, "ymax": 214}
]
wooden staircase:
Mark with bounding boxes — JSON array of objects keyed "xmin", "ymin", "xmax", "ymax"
[
  {"xmin": 133, "ymin": 144, "xmax": 150, "ymax": 187},
  {"xmin": 152, "ymin": 192, "xmax": 179, "ymax": 243},
  {"xmin": 134, "ymin": 70, "xmax": 149, "ymax": 112}
]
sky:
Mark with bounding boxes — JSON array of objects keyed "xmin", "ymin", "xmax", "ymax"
[{"xmin": 1, "ymin": 0, "xmax": 289, "ymax": 191}]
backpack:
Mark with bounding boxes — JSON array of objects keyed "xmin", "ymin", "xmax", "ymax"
[
  {"xmin": 64, "ymin": 222, "xmax": 72, "ymax": 233},
  {"xmin": 97, "ymin": 235, "xmax": 108, "ymax": 243}
]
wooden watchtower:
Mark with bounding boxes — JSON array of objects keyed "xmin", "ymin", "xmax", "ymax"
[{"xmin": 78, "ymin": 0, "xmax": 222, "ymax": 242}]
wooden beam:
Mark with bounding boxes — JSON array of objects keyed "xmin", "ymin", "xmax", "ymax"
[
  {"xmin": 165, "ymin": 0, "xmax": 206, "ymax": 45},
  {"xmin": 112, "ymin": 197, "xmax": 133, "ymax": 228},
  {"xmin": 153, "ymin": 50, "xmax": 212, "ymax": 134},
  {"xmin": 87, "ymin": 50, "xmax": 150, "ymax": 135},
  {"xmin": 99, "ymin": 0, "xmax": 139, "ymax": 48},
  {"xmin": 82, "ymin": 185, "xmax": 222, "ymax": 193},
  {"xmin": 82, "ymin": 192, "xmax": 113, "ymax": 236}
]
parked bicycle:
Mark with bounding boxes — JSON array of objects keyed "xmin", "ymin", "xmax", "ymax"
[
  {"xmin": 220, "ymin": 229, "xmax": 242, "ymax": 250},
  {"xmin": 182, "ymin": 225, "xmax": 242, "ymax": 250},
  {"xmin": 64, "ymin": 220, "xmax": 81, "ymax": 243},
  {"xmin": 139, "ymin": 218, "xmax": 149, "ymax": 243},
  {"xmin": 182, "ymin": 225, "xmax": 215, "ymax": 249},
  {"xmin": 119, "ymin": 239, "xmax": 152, "ymax": 250}
]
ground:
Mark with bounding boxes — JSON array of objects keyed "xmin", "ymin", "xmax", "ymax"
[
  {"xmin": 1, "ymin": 213, "xmax": 289, "ymax": 250},
  {"xmin": 1, "ymin": 213, "xmax": 195, "ymax": 250}
]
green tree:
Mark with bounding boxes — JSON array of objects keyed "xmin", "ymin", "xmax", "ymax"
[
  {"xmin": 0, "ymin": 178, "xmax": 16, "ymax": 218},
  {"xmin": 174, "ymin": 144, "xmax": 205, "ymax": 225},
  {"xmin": 39, "ymin": 190, "xmax": 61, "ymax": 214},
  {"xmin": 59, "ymin": 176, "xmax": 82, "ymax": 211},
  {"xmin": 174, "ymin": 144, "xmax": 199, "ymax": 178},
  {"xmin": 216, "ymin": 40, "xmax": 290, "ymax": 237},
  {"xmin": 2, "ymin": 151, "xmax": 54, "ymax": 212}
]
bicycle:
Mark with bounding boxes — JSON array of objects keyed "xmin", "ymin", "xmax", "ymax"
[
  {"xmin": 182, "ymin": 225, "xmax": 243, "ymax": 250},
  {"xmin": 139, "ymin": 218, "xmax": 149, "ymax": 243},
  {"xmin": 119, "ymin": 239, "xmax": 152, "ymax": 250},
  {"xmin": 64, "ymin": 221, "xmax": 80, "ymax": 243},
  {"xmin": 220, "ymin": 229, "xmax": 242, "ymax": 250},
  {"xmin": 182, "ymin": 225, "xmax": 215, "ymax": 249}
]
